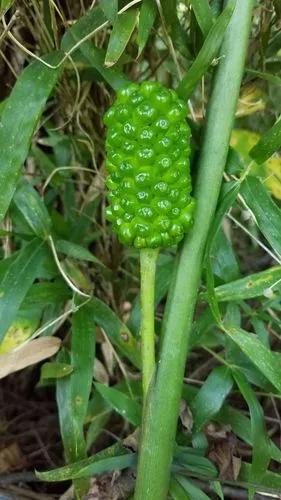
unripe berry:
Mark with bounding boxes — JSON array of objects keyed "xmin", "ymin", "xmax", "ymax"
[{"xmin": 104, "ymin": 81, "xmax": 195, "ymax": 249}]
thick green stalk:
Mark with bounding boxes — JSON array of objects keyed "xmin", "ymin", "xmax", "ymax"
[
  {"xmin": 140, "ymin": 248, "xmax": 159, "ymax": 397},
  {"xmin": 134, "ymin": 1, "xmax": 254, "ymax": 498}
]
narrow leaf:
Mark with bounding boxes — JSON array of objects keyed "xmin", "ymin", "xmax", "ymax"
[
  {"xmin": 241, "ymin": 176, "xmax": 281, "ymax": 258},
  {"xmin": 250, "ymin": 116, "xmax": 281, "ymax": 164},
  {"xmin": 208, "ymin": 265, "xmax": 281, "ymax": 302},
  {"xmin": 41, "ymin": 362, "xmax": 73, "ymax": 379},
  {"xmin": 61, "ymin": 7, "xmax": 129, "ymax": 90},
  {"xmin": 0, "ymin": 240, "xmax": 46, "ymax": 342},
  {"xmin": 56, "ymin": 305, "xmax": 95, "ymax": 497},
  {"xmin": 233, "ymin": 371, "xmax": 270, "ymax": 494},
  {"xmin": 175, "ymin": 475, "xmax": 211, "ymax": 500},
  {"xmin": 99, "ymin": 0, "xmax": 117, "ymax": 21},
  {"xmin": 56, "ymin": 239, "xmax": 105, "ymax": 267},
  {"xmin": 191, "ymin": 366, "xmax": 233, "ymax": 432},
  {"xmin": 224, "ymin": 326, "xmax": 281, "ymax": 393},
  {"xmin": 13, "ymin": 179, "xmax": 51, "ymax": 238},
  {"xmin": 177, "ymin": 2, "xmax": 235, "ymax": 99},
  {"xmin": 105, "ymin": 9, "xmax": 138, "ymax": 67},
  {"xmin": 57, "ymin": 305, "xmax": 95, "ymax": 463},
  {"xmin": 189, "ymin": 0, "xmax": 214, "ymax": 36},
  {"xmin": 95, "ymin": 383, "xmax": 141, "ymax": 426},
  {"xmin": 0, "ymin": 51, "xmax": 62, "ymax": 222},
  {"xmin": 89, "ymin": 297, "xmax": 141, "ymax": 369},
  {"xmin": 137, "ymin": 0, "xmax": 157, "ymax": 56},
  {"xmin": 37, "ymin": 443, "xmax": 133, "ymax": 481}
]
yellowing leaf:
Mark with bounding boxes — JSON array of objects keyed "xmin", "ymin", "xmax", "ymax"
[
  {"xmin": 0, "ymin": 316, "xmax": 39, "ymax": 354},
  {"xmin": 236, "ymin": 84, "xmax": 266, "ymax": 118},
  {"xmin": 231, "ymin": 129, "xmax": 281, "ymax": 200}
]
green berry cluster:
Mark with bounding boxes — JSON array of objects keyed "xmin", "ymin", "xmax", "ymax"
[{"xmin": 104, "ymin": 81, "xmax": 195, "ymax": 249}]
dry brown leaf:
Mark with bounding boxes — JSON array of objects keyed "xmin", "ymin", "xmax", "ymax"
[
  {"xmin": 179, "ymin": 399, "xmax": 193, "ymax": 431},
  {"xmin": 0, "ymin": 442, "xmax": 24, "ymax": 472},
  {"xmin": 0, "ymin": 337, "xmax": 61, "ymax": 379}
]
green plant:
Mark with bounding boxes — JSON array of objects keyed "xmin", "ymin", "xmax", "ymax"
[
  {"xmin": 1, "ymin": 1, "xmax": 281, "ymax": 500},
  {"xmin": 104, "ymin": 80, "xmax": 194, "ymax": 395}
]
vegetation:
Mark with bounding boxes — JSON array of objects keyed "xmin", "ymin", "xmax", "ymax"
[{"xmin": 0, "ymin": 1, "xmax": 281, "ymax": 499}]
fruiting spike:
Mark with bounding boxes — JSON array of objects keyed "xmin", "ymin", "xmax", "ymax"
[{"xmin": 104, "ymin": 81, "xmax": 195, "ymax": 249}]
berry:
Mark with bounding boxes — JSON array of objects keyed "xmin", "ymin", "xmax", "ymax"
[{"xmin": 104, "ymin": 81, "xmax": 195, "ymax": 248}]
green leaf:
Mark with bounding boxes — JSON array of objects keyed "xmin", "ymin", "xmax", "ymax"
[
  {"xmin": 241, "ymin": 176, "xmax": 281, "ymax": 258},
  {"xmin": 174, "ymin": 448, "xmax": 217, "ymax": 478},
  {"xmin": 174, "ymin": 475, "xmax": 211, "ymax": 500},
  {"xmin": 169, "ymin": 476, "xmax": 190, "ymax": 499},
  {"xmin": 23, "ymin": 281, "xmax": 70, "ymax": 307},
  {"xmin": 189, "ymin": 0, "xmax": 214, "ymax": 37},
  {"xmin": 13, "ymin": 179, "xmax": 51, "ymax": 238},
  {"xmin": 190, "ymin": 366, "xmax": 233, "ymax": 432},
  {"xmin": 0, "ymin": 51, "xmax": 62, "ymax": 223},
  {"xmin": 161, "ymin": 0, "xmax": 190, "ymax": 57},
  {"xmin": 89, "ymin": 297, "xmax": 141, "ymax": 369},
  {"xmin": 95, "ymin": 383, "xmax": 141, "ymax": 426},
  {"xmin": 183, "ymin": 384, "xmax": 281, "ymax": 464},
  {"xmin": 209, "ymin": 265, "xmax": 281, "ymax": 302},
  {"xmin": 57, "ymin": 305, "xmax": 95, "ymax": 462},
  {"xmin": 56, "ymin": 305, "xmax": 95, "ymax": 497},
  {"xmin": 246, "ymin": 68, "xmax": 281, "ymax": 86},
  {"xmin": 238, "ymin": 461, "xmax": 281, "ymax": 491},
  {"xmin": 177, "ymin": 1, "xmax": 235, "ymax": 99},
  {"xmin": 224, "ymin": 326, "xmax": 281, "ymax": 393},
  {"xmin": 86, "ymin": 393, "xmax": 111, "ymax": 449},
  {"xmin": 250, "ymin": 116, "xmax": 281, "ymax": 164},
  {"xmin": 204, "ymin": 182, "xmax": 241, "ymax": 323},
  {"xmin": 0, "ymin": 0, "xmax": 15, "ymax": 16},
  {"xmin": 211, "ymin": 228, "xmax": 240, "ymax": 283},
  {"xmin": 105, "ymin": 8, "xmax": 138, "ymax": 67},
  {"xmin": 137, "ymin": 0, "xmax": 157, "ymax": 56},
  {"xmin": 37, "ymin": 443, "xmax": 134, "ymax": 481},
  {"xmin": 99, "ymin": 0, "xmax": 117, "ymax": 21},
  {"xmin": 61, "ymin": 7, "xmax": 129, "ymax": 90},
  {"xmin": 41, "ymin": 362, "xmax": 73, "ymax": 379},
  {"xmin": 56, "ymin": 239, "xmax": 105, "ymax": 267},
  {"xmin": 0, "ymin": 239, "xmax": 46, "ymax": 343},
  {"xmin": 233, "ymin": 371, "xmax": 270, "ymax": 496}
]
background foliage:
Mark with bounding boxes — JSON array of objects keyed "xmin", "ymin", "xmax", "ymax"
[{"xmin": 0, "ymin": 0, "xmax": 281, "ymax": 499}]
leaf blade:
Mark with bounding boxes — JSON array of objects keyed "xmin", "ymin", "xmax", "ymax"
[{"xmin": 0, "ymin": 51, "xmax": 62, "ymax": 222}]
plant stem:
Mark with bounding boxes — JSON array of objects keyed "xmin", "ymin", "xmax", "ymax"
[
  {"xmin": 140, "ymin": 248, "xmax": 158, "ymax": 397},
  {"xmin": 134, "ymin": 1, "xmax": 254, "ymax": 498}
]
